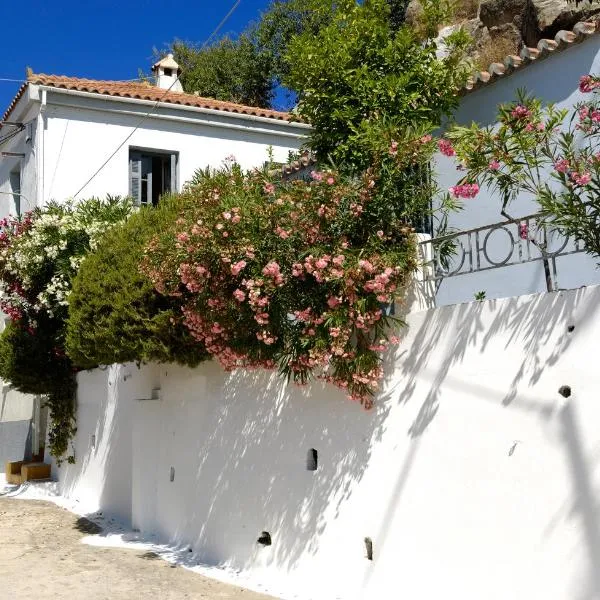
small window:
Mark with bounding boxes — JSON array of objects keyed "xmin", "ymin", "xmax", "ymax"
[
  {"xmin": 9, "ymin": 168, "xmax": 21, "ymax": 216},
  {"xmin": 164, "ymin": 68, "xmax": 173, "ymax": 77},
  {"xmin": 129, "ymin": 149, "xmax": 178, "ymax": 206},
  {"xmin": 306, "ymin": 448, "xmax": 318, "ymax": 471}
]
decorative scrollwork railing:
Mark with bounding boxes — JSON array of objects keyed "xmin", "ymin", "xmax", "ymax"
[{"xmin": 419, "ymin": 212, "xmax": 586, "ymax": 292}]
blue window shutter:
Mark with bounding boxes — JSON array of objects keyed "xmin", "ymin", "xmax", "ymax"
[
  {"xmin": 170, "ymin": 153, "xmax": 178, "ymax": 193},
  {"xmin": 129, "ymin": 151, "xmax": 142, "ymax": 205}
]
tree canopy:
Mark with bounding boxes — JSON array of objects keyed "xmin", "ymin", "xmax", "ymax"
[{"xmin": 161, "ymin": 0, "xmax": 419, "ymax": 109}]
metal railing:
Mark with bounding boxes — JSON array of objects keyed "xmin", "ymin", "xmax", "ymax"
[{"xmin": 419, "ymin": 212, "xmax": 586, "ymax": 292}]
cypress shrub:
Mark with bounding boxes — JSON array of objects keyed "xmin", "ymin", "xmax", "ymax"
[{"xmin": 66, "ymin": 198, "xmax": 208, "ymax": 369}]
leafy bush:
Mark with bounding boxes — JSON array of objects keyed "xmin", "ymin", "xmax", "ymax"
[
  {"xmin": 67, "ymin": 199, "xmax": 208, "ymax": 369},
  {"xmin": 284, "ymin": 0, "xmax": 471, "ymax": 174},
  {"xmin": 445, "ymin": 74, "xmax": 600, "ymax": 260},
  {"xmin": 141, "ymin": 160, "xmax": 430, "ymax": 407},
  {"xmin": 0, "ymin": 197, "xmax": 133, "ymax": 461}
]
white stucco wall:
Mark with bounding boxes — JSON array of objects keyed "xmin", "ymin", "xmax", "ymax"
[
  {"xmin": 54, "ymin": 284, "xmax": 600, "ymax": 600},
  {"xmin": 434, "ymin": 35, "xmax": 600, "ymax": 306},
  {"xmin": 40, "ymin": 91, "xmax": 306, "ymax": 204},
  {"xmin": 0, "ymin": 86, "xmax": 306, "ymax": 213},
  {"xmin": 0, "ymin": 386, "xmax": 35, "ymax": 470}
]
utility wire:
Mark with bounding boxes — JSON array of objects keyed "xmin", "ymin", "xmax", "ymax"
[
  {"xmin": 202, "ymin": 0, "xmax": 242, "ymax": 48},
  {"xmin": 72, "ymin": 0, "xmax": 243, "ymax": 199}
]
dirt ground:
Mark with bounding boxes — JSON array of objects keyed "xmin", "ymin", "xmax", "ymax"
[{"xmin": 0, "ymin": 497, "xmax": 278, "ymax": 600}]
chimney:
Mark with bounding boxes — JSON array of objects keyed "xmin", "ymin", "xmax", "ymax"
[{"xmin": 151, "ymin": 53, "xmax": 183, "ymax": 92}]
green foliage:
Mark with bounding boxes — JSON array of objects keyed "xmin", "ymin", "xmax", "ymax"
[
  {"xmin": 0, "ymin": 319, "xmax": 76, "ymax": 461},
  {"xmin": 252, "ymin": 0, "xmax": 337, "ymax": 89},
  {"xmin": 66, "ymin": 199, "xmax": 208, "ymax": 370},
  {"xmin": 171, "ymin": 36, "xmax": 274, "ymax": 107},
  {"xmin": 284, "ymin": 0, "xmax": 471, "ymax": 173},
  {"xmin": 0, "ymin": 197, "xmax": 133, "ymax": 462},
  {"xmin": 446, "ymin": 75, "xmax": 600, "ymax": 260},
  {"xmin": 141, "ymin": 160, "xmax": 434, "ymax": 405}
]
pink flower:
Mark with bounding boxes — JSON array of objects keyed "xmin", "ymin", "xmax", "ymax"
[
  {"xmin": 327, "ymin": 296, "xmax": 341, "ymax": 309},
  {"xmin": 311, "ymin": 171, "xmax": 323, "ymax": 181},
  {"xmin": 438, "ymin": 138, "xmax": 456, "ymax": 157},
  {"xmin": 177, "ymin": 232, "xmax": 189, "ymax": 243},
  {"xmin": 222, "ymin": 211, "xmax": 232, "ymax": 220},
  {"xmin": 554, "ymin": 159, "xmax": 570, "ymax": 174},
  {"xmin": 231, "ymin": 260, "xmax": 247, "ymax": 276},
  {"xmin": 571, "ymin": 171, "xmax": 592, "ymax": 186},
  {"xmin": 215, "ymin": 223, "xmax": 224, "ymax": 230},
  {"xmin": 449, "ymin": 183, "xmax": 480, "ymax": 199},
  {"xmin": 231, "ymin": 214, "xmax": 241, "ymax": 224},
  {"xmin": 233, "ymin": 289, "xmax": 246, "ymax": 302},
  {"xmin": 326, "ymin": 176, "xmax": 335, "ymax": 185},
  {"xmin": 419, "ymin": 134, "xmax": 432, "ymax": 144},
  {"xmin": 519, "ymin": 222, "xmax": 528, "ymax": 240},
  {"xmin": 579, "ymin": 75, "xmax": 600, "ymax": 94},
  {"xmin": 275, "ymin": 226, "xmax": 290, "ymax": 239},
  {"xmin": 511, "ymin": 104, "xmax": 531, "ymax": 120},
  {"xmin": 376, "ymin": 230, "xmax": 384, "ymax": 238},
  {"xmin": 263, "ymin": 183, "xmax": 275, "ymax": 194},
  {"xmin": 389, "ymin": 140, "xmax": 399, "ymax": 156},
  {"xmin": 488, "ymin": 160, "xmax": 501, "ymax": 171}
]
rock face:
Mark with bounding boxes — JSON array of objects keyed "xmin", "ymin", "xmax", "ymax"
[{"xmin": 466, "ymin": 0, "xmax": 600, "ymax": 66}]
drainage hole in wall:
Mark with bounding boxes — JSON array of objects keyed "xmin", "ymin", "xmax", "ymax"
[
  {"xmin": 306, "ymin": 448, "xmax": 318, "ymax": 471},
  {"xmin": 558, "ymin": 385, "xmax": 572, "ymax": 398},
  {"xmin": 567, "ymin": 325, "xmax": 575, "ymax": 333},
  {"xmin": 257, "ymin": 531, "xmax": 271, "ymax": 546},
  {"xmin": 170, "ymin": 466, "xmax": 175, "ymax": 482},
  {"xmin": 91, "ymin": 434, "xmax": 96, "ymax": 450},
  {"xmin": 364, "ymin": 537, "xmax": 373, "ymax": 560}
]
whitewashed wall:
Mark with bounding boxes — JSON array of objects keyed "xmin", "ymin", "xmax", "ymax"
[
  {"xmin": 434, "ymin": 35, "xmax": 600, "ymax": 305},
  {"xmin": 40, "ymin": 91, "xmax": 306, "ymax": 204},
  {"xmin": 54, "ymin": 284, "xmax": 600, "ymax": 600},
  {"xmin": 0, "ymin": 387, "xmax": 35, "ymax": 470}
]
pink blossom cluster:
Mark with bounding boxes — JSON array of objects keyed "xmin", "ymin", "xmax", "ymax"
[
  {"xmin": 510, "ymin": 104, "xmax": 532, "ymax": 120},
  {"xmin": 438, "ymin": 138, "xmax": 456, "ymax": 157},
  {"xmin": 580, "ymin": 75, "xmax": 600, "ymax": 94},
  {"xmin": 571, "ymin": 171, "xmax": 592, "ymax": 186},
  {"xmin": 449, "ymin": 183, "xmax": 480, "ymax": 199},
  {"xmin": 143, "ymin": 164, "xmax": 415, "ymax": 407}
]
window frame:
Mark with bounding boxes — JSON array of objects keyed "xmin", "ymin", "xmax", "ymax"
[{"xmin": 129, "ymin": 147, "xmax": 179, "ymax": 206}]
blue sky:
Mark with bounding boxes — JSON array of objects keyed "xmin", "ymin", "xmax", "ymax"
[{"xmin": 0, "ymin": 0, "xmax": 273, "ymax": 115}]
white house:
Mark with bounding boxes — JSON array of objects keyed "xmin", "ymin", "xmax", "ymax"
[
  {"xmin": 0, "ymin": 54, "xmax": 307, "ymax": 469},
  {"xmin": 4, "ymin": 22, "xmax": 600, "ymax": 600},
  {"xmin": 0, "ymin": 54, "xmax": 308, "ymax": 214},
  {"xmin": 434, "ymin": 20, "xmax": 600, "ymax": 305}
]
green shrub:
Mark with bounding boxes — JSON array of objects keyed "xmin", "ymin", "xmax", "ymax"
[
  {"xmin": 0, "ymin": 319, "xmax": 76, "ymax": 461},
  {"xmin": 66, "ymin": 198, "xmax": 208, "ymax": 369}
]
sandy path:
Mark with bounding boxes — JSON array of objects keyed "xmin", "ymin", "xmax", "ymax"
[{"xmin": 0, "ymin": 497, "xmax": 278, "ymax": 599}]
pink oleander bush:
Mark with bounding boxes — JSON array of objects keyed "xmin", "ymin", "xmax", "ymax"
[
  {"xmin": 439, "ymin": 74, "xmax": 600, "ymax": 259},
  {"xmin": 141, "ymin": 158, "xmax": 427, "ymax": 407}
]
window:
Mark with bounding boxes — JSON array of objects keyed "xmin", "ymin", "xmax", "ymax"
[
  {"xmin": 129, "ymin": 149, "xmax": 178, "ymax": 206},
  {"xmin": 9, "ymin": 168, "xmax": 21, "ymax": 216}
]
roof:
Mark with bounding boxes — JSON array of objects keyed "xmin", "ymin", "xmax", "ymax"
[
  {"xmin": 1, "ymin": 72, "xmax": 295, "ymax": 126},
  {"xmin": 464, "ymin": 20, "xmax": 599, "ymax": 93},
  {"xmin": 152, "ymin": 53, "xmax": 180, "ymax": 73}
]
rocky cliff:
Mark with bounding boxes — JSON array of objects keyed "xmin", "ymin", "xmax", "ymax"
[{"xmin": 424, "ymin": 0, "xmax": 600, "ymax": 68}]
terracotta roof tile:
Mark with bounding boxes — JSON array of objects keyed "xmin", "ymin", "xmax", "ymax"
[
  {"xmin": 464, "ymin": 20, "xmax": 599, "ymax": 94},
  {"xmin": 0, "ymin": 82, "xmax": 28, "ymax": 126},
  {"xmin": 2, "ymin": 73, "xmax": 296, "ymax": 125}
]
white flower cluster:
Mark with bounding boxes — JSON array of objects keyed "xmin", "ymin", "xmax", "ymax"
[{"xmin": 0, "ymin": 198, "xmax": 134, "ymax": 319}]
